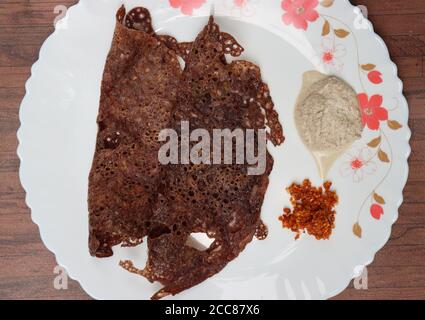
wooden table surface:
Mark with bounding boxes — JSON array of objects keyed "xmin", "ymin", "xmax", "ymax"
[{"xmin": 0, "ymin": 0, "xmax": 424, "ymax": 300}]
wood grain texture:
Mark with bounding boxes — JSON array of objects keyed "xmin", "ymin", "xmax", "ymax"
[{"xmin": 0, "ymin": 0, "xmax": 424, "ymax": 300}]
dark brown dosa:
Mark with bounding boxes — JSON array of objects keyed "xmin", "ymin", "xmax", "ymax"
[
  {"xmin": 119, "ymin": 16, "xmax": 284, "ymax": 299},
  {"xmin": 88, "ymin": 7, "xmax": 182, "ymax": 257}
]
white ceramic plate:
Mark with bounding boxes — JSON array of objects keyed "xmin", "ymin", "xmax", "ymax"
[{"xmin": 18, "ymin": 0, "xmax": 411, "ymax": 300}]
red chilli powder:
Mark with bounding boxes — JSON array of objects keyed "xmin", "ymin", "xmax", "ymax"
[{"xmin": 278, "ymin": 179, "xmax": 339, "ymax": 240}]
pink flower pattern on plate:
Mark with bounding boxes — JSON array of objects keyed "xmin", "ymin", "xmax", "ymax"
[
  {"xmin": 234, "ymin": 0, "xmax": 247, "ymax": 6},
  {"xmin": 358, "ymin": 93, "xmax": 388, "ymax": 130},
  {"xmin": 370, "ymin": 204, "xmax": 384, "ymax": 220},
  {"xmin": 218, "ymin": 0, "xmax": 259, "ymax": 18},
  {"xmin": 169, "ymin": 0, "xmax": 206, "ymax": 15},
  {"xmin": 368, "ymin": 70, "xmax": 383, "ymax": 84},
  {"xmin": 340, "ymin": 148, "xmax": 377, "ymax": 183},
  {"xmin": 281, "ymin": 0, "xmax": 319, "ymax": 30},
  {"xmin": 320, "ymin": 38, "xmax": 347, "ymax": 72}
]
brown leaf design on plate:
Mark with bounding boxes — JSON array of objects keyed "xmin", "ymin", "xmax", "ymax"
[
  {"xmin": 378, "ymin": 148, "xmax": 390, "ymax": 163},
  {"xmin": 320, "ymin": 0, "xmax": 334, "ymax": 8},
  {"xmin": 353, "ymin": 223, "xmax": 362, "ymax": 238},
  {"xmin": 388, "ymin": 120, "xmax": 403, "ymax": 130},
  {"xmin": 373, "ymin": 192, "xmax": 386, "ymax": 205},
  {"xmin": 361, "ymin": 64, "xmax": 376, "ymax": 71},
  {"xmin": 334, "ymin": 29, "xmax": 350, "ymax": 38},
  {"xmin": 322, "ymin": 20, "xmax": 330, "ymax": 36},
  {"xmin": 367, "ymin": 136, "xmax": 381, "ymax": 148}
]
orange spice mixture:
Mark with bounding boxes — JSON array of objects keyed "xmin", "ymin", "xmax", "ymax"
[{"xmin": 278, "ymin": 179, "xmax": 338, "ymax": 240}]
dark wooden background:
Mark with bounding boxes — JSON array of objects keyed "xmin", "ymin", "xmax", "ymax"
[{"xmin": 0, "ymin": 0, "xmax": 424, "ymax": 300}]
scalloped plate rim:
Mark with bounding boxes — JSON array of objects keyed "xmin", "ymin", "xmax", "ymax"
[{"xmin": 16, "ymin": 0, "xmax": 411, "ymax": 300}]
